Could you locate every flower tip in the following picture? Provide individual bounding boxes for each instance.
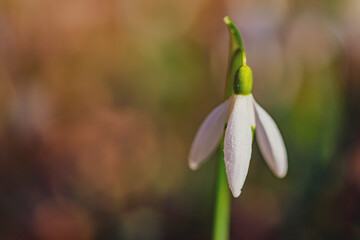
[275,169,287,179]
[273,161,288,178]
[189,161,198,170]
[232,190,241,198]
[223,16,231,25]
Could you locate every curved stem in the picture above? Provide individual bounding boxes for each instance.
[212,138,230,240]
[223,16,247,99]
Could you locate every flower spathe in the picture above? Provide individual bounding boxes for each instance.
[189,63,288,198]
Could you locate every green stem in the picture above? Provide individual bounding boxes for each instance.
[212,138,230,240]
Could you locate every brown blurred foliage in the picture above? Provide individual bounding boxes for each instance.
[0,0,360,239]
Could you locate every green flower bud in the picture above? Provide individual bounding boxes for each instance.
[234,65,253,95]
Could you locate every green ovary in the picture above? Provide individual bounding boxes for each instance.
[234,65,253,95]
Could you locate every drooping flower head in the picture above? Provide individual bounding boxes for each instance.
[189,17,287,197]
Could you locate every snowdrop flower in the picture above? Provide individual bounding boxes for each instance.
[189,49,287,198]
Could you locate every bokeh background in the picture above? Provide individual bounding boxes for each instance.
[0,0,360,239]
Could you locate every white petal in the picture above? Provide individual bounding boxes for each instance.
[246,94,256,128]
[254,100,288,178]
[224,95,253,197]
[189,99,231,170]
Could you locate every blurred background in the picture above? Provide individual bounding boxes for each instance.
[0,0,360,239]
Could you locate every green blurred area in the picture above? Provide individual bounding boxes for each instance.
[0,0,360,239]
